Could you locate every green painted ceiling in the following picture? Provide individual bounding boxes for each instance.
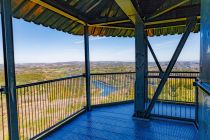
[8,0,200,37]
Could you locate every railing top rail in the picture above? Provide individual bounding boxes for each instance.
[148,71,200,74]
[16,74,84,88]
[90,71,136,75]
[0,71,199,91]
[195,81,210,96]
[91,71,199,75]
[147,75,198,79]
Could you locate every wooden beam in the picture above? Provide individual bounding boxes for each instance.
[30,0,199,31]
[148,0,190,20]
[85,0,103,13]
[147,4,200,22]
[31,0,86,25]
[114,0,141,24]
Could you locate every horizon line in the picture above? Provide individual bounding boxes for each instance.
[0,60,199,65]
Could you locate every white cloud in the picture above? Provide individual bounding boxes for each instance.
[74,37,106,44]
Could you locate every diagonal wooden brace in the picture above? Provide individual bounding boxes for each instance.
[144,17,197,118]
[144,34,163,74]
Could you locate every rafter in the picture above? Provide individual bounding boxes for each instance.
[85,0,103,13]
[148,0,190,20]
[147,4,200,21]
[114,0,142,24]
[31,0,86,25]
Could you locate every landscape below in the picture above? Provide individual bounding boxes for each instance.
[0,61,199,139]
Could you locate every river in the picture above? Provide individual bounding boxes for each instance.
[92,80,118,96]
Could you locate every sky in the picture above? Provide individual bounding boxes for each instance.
[0,18,200,64]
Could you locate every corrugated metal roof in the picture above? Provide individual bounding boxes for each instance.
[7,0,200,37]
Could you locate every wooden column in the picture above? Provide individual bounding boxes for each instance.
[1,0,19,139]
[134,18,148,117]
[84,25,91,111]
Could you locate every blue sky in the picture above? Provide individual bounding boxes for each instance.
[0,18,200,63]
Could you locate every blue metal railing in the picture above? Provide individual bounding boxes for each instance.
[91,72,199,121]
[0,71,199,139]
[194,80,210,139]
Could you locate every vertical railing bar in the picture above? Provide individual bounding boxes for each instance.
[58,80,61,120]
[43,84,47,131]
[61,80,64,119]
[107,75,110,104]
[55,81,59,122]
[72,78,75,114]
[91,75,94,105]
[114,74,117,103]
[98,75,100,105]
[195,81,199,123]
[118,74,121,102]
[119,74,121,102]
[117,74,119,102]
[170,77,172,117]
[97,75,99,105]
[54,81,58,123]
[75,78,78,113]
[124,74,128,101]
[23,87,29,138]
[45,83,50,129]
[30,86,34,137]
[70,79,73,114]
[79,77,82,109]
[28,86,32,138]
[65,79,68,117]
[48,82,52,126]
[33,85,38,135]
[32,86,38,134]
[51,82,55,127]
[110,74,113,103]
[122,74,125,101]
[29,86,33,138]
[1,92,5,140]
[157,78,160,115]
[95,75,97,105]
[62,79,67,118]
[68,79,72,115]
[40,84,44,133]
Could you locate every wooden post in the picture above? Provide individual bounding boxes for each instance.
[1,0,19,139]
[134,17,148,117]
[84,24,91,111]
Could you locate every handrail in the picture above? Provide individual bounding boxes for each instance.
[90,71,135,75]
[147,75,198,79]
[16,74,85,88]
[91,71,199,75]
[194,81,210,96]
[0,71,200,92]
[148,71,199,74]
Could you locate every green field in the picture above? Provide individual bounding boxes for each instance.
[0,61,199,139]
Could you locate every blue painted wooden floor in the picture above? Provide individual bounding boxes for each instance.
[45,103,198,140]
